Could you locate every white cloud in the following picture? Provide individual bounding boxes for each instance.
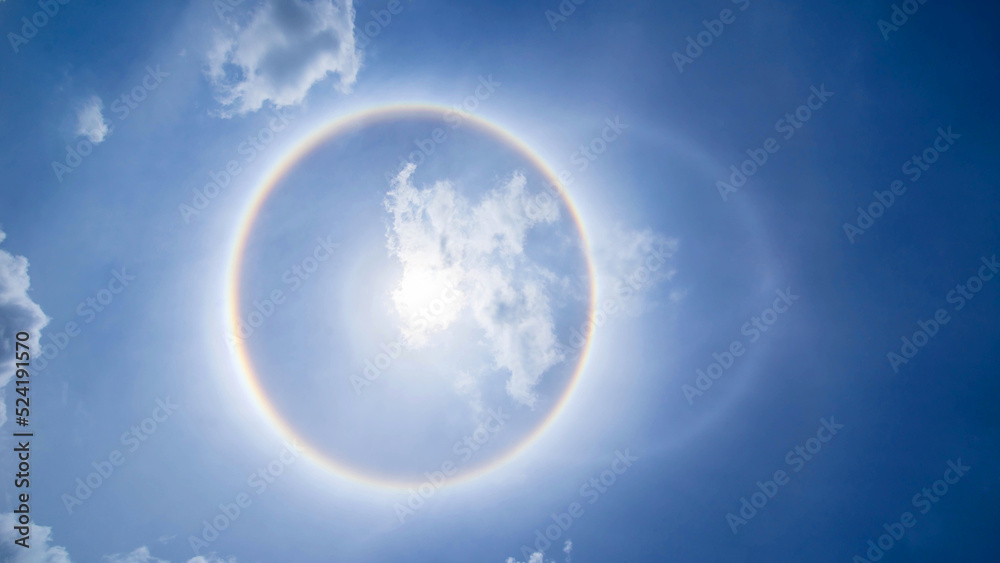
[206,0,361,116]
[103,547,169,563]
[186,556,236,563]
[506,541,572,563]
[75,96,110,143]
[0,229,50,428]
[0,527,236,563]
[384,164,565,408]
[0,514,70,563]
[593,225,680,315]
[102,547,234,563]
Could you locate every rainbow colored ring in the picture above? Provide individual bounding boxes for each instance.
[223,104,597,491]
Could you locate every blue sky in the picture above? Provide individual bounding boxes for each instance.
[1,0,999,562]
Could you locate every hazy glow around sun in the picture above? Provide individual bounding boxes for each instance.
[390,264,464,347]
[382,162,568,407]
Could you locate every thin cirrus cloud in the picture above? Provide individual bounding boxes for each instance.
[74,95,111,143]
[383,163,566,409]
[592,225,680,315]
[0,228,50,428]
[206,0,361,117]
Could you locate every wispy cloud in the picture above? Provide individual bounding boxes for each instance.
[103,547,170,563]
[505,540,573,563]
[103,548,235,563]
[206,0,361,117]
[384,164,566,408]
[75,95,111,143]
[593,225,680,314]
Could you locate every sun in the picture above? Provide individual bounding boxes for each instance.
[224,104,598,491]
[390,265,464,348]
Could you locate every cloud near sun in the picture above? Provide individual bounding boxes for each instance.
[384,163,567,409]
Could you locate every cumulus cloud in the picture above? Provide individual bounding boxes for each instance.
[0,514,70,562]
[0,228,50,428]
[384,164,565,408]
[75,95,110,143]
[0,526,236,563]
[206,0,361,116]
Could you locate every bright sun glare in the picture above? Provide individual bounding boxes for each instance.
[391,267,464,348]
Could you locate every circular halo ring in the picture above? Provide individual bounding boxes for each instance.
[223,103,598,491]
